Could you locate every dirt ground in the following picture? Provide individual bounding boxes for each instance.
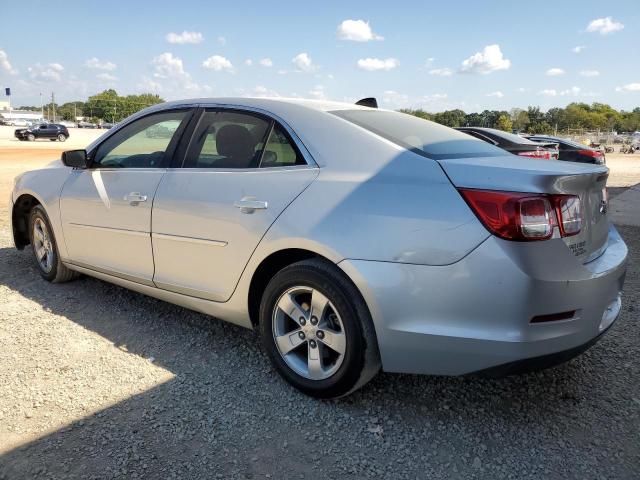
[0,130,639,479]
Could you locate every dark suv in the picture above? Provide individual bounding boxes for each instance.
[15,123,70,142]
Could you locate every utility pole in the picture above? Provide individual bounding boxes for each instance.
[40,93,44,121]
[74,102,77,120]
[113,99,116,123]
[51,92,55,122]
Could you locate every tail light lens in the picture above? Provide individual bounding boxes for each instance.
[578,149,605,164]
[517,149,551,160]
[459,189,582,241]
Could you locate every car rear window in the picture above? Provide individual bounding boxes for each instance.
[532,137,588,149]
[331,110,510,160]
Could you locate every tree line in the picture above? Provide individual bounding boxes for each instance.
[19,89,165,123]
[400,102,640,134]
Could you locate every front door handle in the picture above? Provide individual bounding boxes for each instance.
[234,197,268,214]
[124,192,148,206]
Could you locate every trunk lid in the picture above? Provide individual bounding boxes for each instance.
[437,156,610,263]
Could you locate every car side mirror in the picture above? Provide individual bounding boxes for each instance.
[61,149,89,169]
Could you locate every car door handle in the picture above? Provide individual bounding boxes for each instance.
[124,192,148,205]
[234,198,268,214]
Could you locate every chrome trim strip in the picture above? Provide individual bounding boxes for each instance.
[152,232,228,247]
[68,223,149,237]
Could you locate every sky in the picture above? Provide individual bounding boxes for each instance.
[1,0,639,112]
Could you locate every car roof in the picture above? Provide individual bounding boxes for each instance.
[155,97,374,114]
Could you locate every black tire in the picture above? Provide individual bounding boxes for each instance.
[49,138,56,141]
[57,134,67,142]
[27,133,35,142]
[28,205,79,283]
[259,258,380,398]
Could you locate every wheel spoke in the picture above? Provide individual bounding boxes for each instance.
[307,343,324,380]
[318,328,346,355]
[277,293,308,324]
[33,228,44,242]
[36,246,47,260]
[275,329,306,355]
[310,289,329,322]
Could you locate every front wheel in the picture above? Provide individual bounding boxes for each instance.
[26,133,35,142]
[29,206,78,283]
[259,258,380,398]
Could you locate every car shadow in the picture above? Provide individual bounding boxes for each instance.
[1,237,637,479]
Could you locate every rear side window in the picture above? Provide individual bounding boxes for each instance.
[260,125,306,167]
[331,110,510,160]
[185,111,271,168]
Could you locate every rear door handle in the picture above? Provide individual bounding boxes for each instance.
[234,197,268,214]
[124,192,148,205]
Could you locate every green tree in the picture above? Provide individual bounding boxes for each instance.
[495,114,513,132]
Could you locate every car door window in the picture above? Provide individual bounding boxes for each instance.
[93,110,188,168]
[259,125,306,167]
[184,111,271,169]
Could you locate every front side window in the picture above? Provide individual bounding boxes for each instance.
[93,110,188,168]
[332,110,510,160]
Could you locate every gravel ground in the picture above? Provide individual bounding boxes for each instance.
[0,146,639,478]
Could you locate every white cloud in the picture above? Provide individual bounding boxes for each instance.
[166,31,204,44]
[85,57,117,71]
[0,49,17,75]
[259,58,273,67]
[244,59,253,66]
[516,87,527,92]
[202,55,234,72]
[586,17,624,35]
[28,62,64,82]
[357,57,398,71]
[486,91,504,98]
[96,73,118,82]
[292,53,316,72]
[546,68,565,76]
[424,57,435,67]
[381,90,410,108]
[428,67,452,76]
[308,85,326,100]
[277,69,287,75]
[239,85,280,98]
[580,70,600,77]
[572,45,586,53]
[149,52,210,97]
[337,19,383,42]
[539,86,582,97]
[615,83,640,92]
[460,44,510,74]
[217,36,226,46]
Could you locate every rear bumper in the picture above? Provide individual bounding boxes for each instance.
[339,225,627,375]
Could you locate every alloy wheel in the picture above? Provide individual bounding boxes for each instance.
[33,218,54,273]
[272,286,347,380]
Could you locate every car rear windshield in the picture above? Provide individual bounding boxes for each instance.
[331,110,510,160]
[532,137,589,149]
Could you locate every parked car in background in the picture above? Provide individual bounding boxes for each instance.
[527,135,606,165]
[100,122,115,129]
[59,121,78,128]
[9,98,627,398]
[2,119,30,127]
[77,121,98,129]
[14,123,69,142]
[456,127,556,159]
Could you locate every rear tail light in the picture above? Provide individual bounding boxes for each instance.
[517,149,551,160]
[577,149,603,158]
[458,189,582,242]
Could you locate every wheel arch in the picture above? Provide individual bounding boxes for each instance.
[12,193,43,250]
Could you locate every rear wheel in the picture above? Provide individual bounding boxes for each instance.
[259,258,380,398]
[57,134,66,142]
[29,206,78,283]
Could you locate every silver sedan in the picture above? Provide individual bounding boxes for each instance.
[9,98,628,397]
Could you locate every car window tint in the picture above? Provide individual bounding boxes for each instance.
[93,111,187,168]
[260,125,306,167]
[332,110,510,160]
[185,111,271,169]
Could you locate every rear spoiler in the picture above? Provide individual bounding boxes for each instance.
[355,97,378,108]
